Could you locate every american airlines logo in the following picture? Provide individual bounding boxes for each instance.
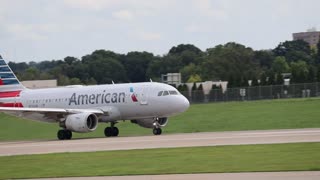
[130,87,138,102]
[69,87,139,105]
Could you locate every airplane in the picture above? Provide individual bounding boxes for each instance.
[0,55,190,140]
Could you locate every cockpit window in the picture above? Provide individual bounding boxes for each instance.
[169,90,178,95]
[158,90,179,96]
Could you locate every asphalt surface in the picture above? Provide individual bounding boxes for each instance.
[1,128,320,156]
[30,171,320,180]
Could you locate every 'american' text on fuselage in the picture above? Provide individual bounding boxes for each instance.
[69,91,126,105]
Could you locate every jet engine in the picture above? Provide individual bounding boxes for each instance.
[64,113,98,133]
[131,117,168,129]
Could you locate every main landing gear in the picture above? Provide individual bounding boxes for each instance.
[153,128,162,135]
[104,122,119,137]
[57,129,72,140]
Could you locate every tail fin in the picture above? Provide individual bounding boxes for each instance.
[0,55,25,93]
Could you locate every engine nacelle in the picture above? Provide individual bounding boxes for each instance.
[131,117,168,129]
[65,113,98,133]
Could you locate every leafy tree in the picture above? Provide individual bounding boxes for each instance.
[147,54,182,80]
[267,72,275,85]
[169,44,202,55]
[122,51,153,82]
[260,73,267,85]
[21,67,40,80]
[273,40,312,63]
[290,60,309,83]
[187,74,202,83]
[57,75,70,86]
[193,83,205,102]
[240,77,249,87]
[64,56,79,65]
[271,56,290,74]
[191,82,197,91]
[202,43,260,86]
[82,52,127,84]
[251,77,259,86]
[69,77,82,85]
[254,50,274,69]
[307,66,317,82]
[275,73,284,85]
[8,62,28,72]
[85,77,97,85]
[180,63,199,82]
[177,84,188,91]
[316,41,320,64]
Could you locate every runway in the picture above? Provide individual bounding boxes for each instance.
[1,128,320,156]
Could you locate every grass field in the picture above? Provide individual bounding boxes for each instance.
[0,142,319,179]
[1,98,320,141]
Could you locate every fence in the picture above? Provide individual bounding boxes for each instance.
[181,82,320,103]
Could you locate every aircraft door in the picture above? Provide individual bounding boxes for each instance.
[139,86,148,105]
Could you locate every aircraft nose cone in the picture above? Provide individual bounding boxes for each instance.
[179,95,190,112]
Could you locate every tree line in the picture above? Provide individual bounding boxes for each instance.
[8,40,320,87]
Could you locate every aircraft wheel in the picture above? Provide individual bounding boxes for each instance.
[153,128,162,135]
[57,130,65,140]
[65,130,72,140]
[104,127,113,137]
[112,127,119,137]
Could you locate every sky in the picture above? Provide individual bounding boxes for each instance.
[0,0,319,62]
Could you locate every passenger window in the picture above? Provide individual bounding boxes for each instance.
[158,91,163,96]
[169,91,178,95]
[163,91,169,96]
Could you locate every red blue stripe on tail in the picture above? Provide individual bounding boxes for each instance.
[0,55,25,107]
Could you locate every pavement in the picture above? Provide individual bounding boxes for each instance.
[1,128,320,156]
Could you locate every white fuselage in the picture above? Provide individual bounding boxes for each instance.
[17,82,189,122]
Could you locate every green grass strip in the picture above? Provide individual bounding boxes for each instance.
[0,142,319,179]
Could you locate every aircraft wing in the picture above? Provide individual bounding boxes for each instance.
[0,107,104,122]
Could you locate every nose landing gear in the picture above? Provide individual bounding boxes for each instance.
[153,128,162,135]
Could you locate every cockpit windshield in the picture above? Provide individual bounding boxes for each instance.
[157,90,179,96]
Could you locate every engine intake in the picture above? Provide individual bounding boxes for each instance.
[65,113,98,133]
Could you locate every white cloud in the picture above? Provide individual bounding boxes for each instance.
[185,24,213,33]
[192,0,228,20]
[7,25,46,41]
[63,0,118,11]
[112,10,134,21]
[6,23,62,41]
[139,32,162,41]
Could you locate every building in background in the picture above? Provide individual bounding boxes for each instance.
[293,28,320,48]
[161,73,181,85]
[21,79,57,89]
